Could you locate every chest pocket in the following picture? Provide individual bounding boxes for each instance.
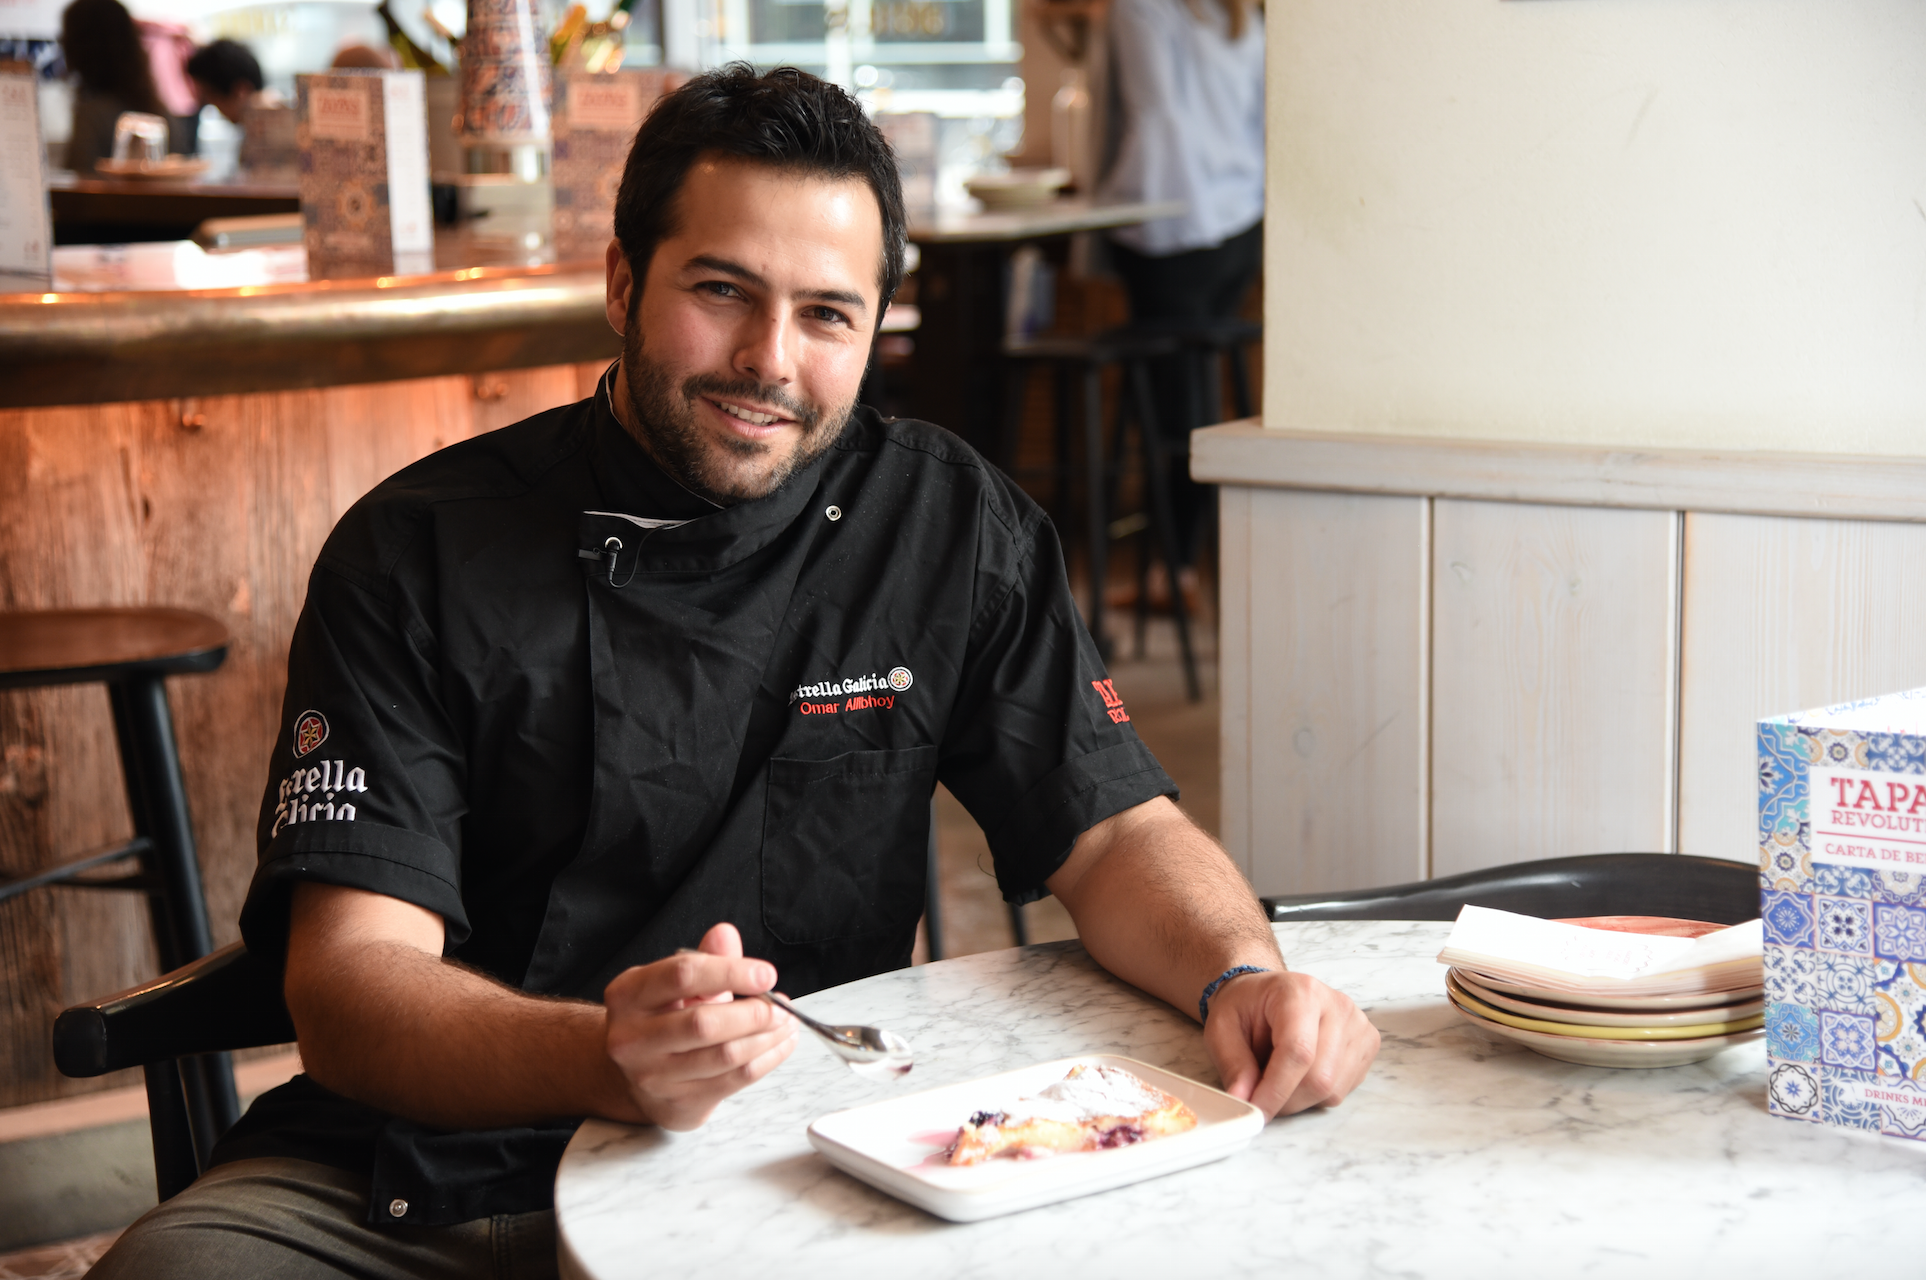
[760,745,939,946]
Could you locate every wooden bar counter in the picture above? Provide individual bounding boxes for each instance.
[0,243,620,1107]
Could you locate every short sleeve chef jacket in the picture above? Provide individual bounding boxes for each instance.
[215,384,1177,1225]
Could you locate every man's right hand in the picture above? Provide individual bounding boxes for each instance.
[603,922,800,1130]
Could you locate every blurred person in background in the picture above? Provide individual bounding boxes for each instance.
[185,38,265,124]
[1097,0,1263,608]
[59,0,167,172]
[136,19,200,152]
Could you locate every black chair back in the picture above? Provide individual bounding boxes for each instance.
[1262,853,1757,925]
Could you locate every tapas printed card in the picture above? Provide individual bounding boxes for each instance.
[296,70,433,272]
[1760,688,1926,1141]
[0,68,52,288]
[551,69,676,245]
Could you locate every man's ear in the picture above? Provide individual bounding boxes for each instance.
[604,240,635,336]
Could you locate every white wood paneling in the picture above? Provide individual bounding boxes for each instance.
[1429,500,1676,875]
[1192,421,1926,523]
[1678,513,1926,862]
[1230,488,1426,896]
[1219,486,1254,879]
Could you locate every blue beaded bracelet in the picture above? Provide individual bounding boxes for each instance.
[1198,964,1274,1023]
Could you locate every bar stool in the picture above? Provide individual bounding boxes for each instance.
[1130,315,1262,427]
[1002,328,1201,701]
[1,607,239,1174]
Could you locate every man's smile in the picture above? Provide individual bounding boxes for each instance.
[705,396,793,431]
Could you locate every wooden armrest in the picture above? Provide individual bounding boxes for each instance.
[53,941,297,1077]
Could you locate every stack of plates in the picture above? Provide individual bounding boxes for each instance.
[1444,917,1764,1068]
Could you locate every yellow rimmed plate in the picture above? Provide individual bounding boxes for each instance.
[1454,967,1763,1012]
[1449,969,1764,1029]
[1447,976,1764,1041]
[1448,992,1763,1068]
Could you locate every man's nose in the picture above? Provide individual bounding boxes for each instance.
[733,309,796,386]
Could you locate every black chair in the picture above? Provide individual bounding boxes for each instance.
[1002,327,1201,700]
[1261,853,1759,925]
[1,608,245,1176]
[921,796,1029,958]
[54,942,295,1201]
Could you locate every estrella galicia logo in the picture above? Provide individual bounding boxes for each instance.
[293,710,329,758]
[888,666,913,692]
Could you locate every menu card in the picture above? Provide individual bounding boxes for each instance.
[296,70,433,273]
[1438,906,1762,998]
[1760,687,1926,1142]
[0,68,52,289]
[551,69,677,248]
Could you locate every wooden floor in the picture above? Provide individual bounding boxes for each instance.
[0,1232,117,1280]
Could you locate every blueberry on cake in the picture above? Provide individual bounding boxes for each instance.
[948,1064,1199,1165]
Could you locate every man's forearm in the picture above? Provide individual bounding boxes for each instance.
[1048,797,1282,1021]
[285,886,640,1130]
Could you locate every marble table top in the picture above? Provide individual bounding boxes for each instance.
[556,921,1921,1279]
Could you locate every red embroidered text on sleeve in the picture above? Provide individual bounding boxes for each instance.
[1091,679,1130,724]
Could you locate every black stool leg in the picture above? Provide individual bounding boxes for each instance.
[1111,404,1149,659]
[923,798,944,963]
[1203,348,1227,427]
[1125,360,1202,702]
[1228,343,1255,420]
[1008,900,1029,947]
[1081,361,1109,659]
[110,674,241,1161]
[144,1060,201,1202]
[1052,363,1073,527]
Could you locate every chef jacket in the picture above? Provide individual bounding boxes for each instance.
[212,373,1177,1225]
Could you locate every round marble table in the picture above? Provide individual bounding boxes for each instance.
[556,921,1919,1278]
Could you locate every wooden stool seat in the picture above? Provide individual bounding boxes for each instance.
[4,605,240,1186]
[0,607,229,690]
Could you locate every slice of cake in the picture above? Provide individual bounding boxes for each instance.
[948,1063,1199,1165]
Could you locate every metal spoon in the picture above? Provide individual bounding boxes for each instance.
[671,950,913,1078]
[758,990,914,1079]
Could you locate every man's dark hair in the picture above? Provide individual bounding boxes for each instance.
[613,64,907,305]
[185,38,263,95]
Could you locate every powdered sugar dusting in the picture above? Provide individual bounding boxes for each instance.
[999,1064,1166,1125]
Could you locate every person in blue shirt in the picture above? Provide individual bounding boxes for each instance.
[1098,0,1265,596]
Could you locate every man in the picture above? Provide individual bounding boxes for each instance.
[184,37,263,125]
[93,66,1377,1277]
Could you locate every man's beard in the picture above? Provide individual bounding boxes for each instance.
[619,322,853,506]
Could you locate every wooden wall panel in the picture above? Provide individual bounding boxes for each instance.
[1218,487,1253,878]
[1429,500,1675,875]
[0,364,589,1106]
[1231,488,1425,897]
[1678,513,1926,863]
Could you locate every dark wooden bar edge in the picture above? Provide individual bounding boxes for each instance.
[0,265,620,408]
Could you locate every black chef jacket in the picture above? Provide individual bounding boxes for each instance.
[213,378,1177,1226]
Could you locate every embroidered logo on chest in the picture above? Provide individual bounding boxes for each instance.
[791,666,911,717]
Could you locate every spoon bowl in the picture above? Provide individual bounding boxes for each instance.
[761,991,914,1078]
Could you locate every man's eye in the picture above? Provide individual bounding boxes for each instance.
[805,306,848,325]
[697,281,741,298]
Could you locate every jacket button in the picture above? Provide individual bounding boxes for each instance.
[389,1198,409,1218]
[825,505,842,521]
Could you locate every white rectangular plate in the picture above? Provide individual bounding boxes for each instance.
[806,1054,1264,1222]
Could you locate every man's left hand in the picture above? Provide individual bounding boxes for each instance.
[1202,969,1380,1119]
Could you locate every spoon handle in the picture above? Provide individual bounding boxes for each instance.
[755,990,845,1044]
